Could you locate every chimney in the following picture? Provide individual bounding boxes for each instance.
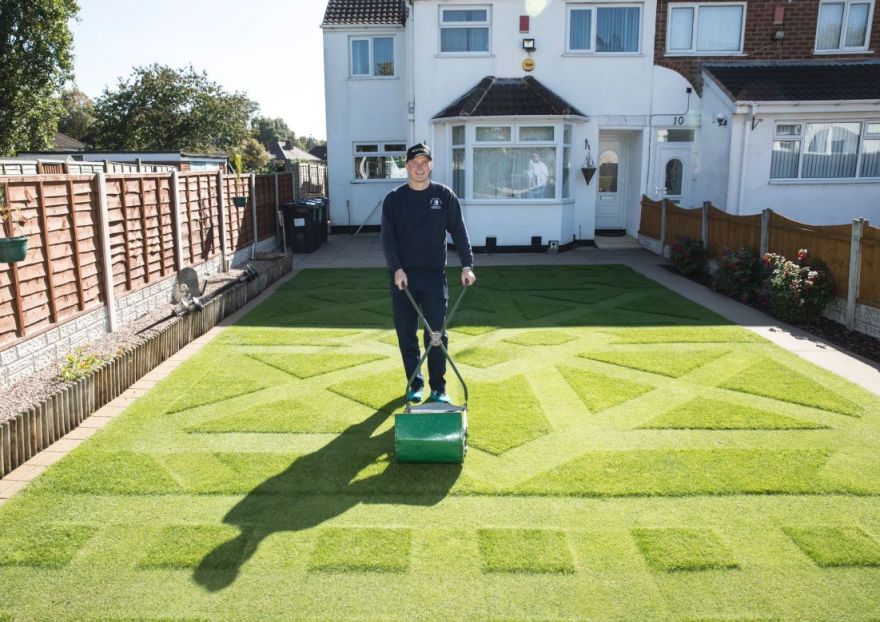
[285,138,294,150]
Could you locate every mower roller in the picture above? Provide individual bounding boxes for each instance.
[394,284,469,464]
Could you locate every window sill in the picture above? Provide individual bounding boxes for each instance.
[664,52,746,57]
[769,178,880,185]
[347,76,399,81]
[436,52,494,58]
[812,49,874,55]
[562,52,643,57]
[351,179,407,184]
[462,198,576,205]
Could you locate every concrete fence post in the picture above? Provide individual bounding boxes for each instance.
[659,200,668,253]
[216,171,228,271]
[846,218,866,331]
[701,201,710,250]
[170,171,183,271]
[274,173,280,243]
[250,173,258,258]
[760,208,772,257]
[290,169,297,201]
[95,172,118,332]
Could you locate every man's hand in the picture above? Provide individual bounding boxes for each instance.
[461,267,476,287]
[394,268,408,290]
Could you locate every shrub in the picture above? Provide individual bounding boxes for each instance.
[58,346,117,382]
[761,249,835,324]
[712,246,766,304]
[670,236,709,276]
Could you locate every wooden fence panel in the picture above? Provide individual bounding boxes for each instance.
[178,173,220,265]
[706,205,762,259]
[665,202,701,243]
[638,196,661,239]
[255,175,277,240]
[135,176,175,282]
[767,212,852,297]
[224,175,253,251]
[278,172,293,205]
[859,223,880,306]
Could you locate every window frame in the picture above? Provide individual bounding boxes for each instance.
[438,5,492,55]
[352,141,407,182]
[814,0,875,53]
[665,2,747,56]
[769,120,880,181]
[448,121,574,202]
[565,3,643,55]
[349,35,396,78]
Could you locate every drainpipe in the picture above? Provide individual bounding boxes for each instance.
[407,0,416,145]
[735,102,757,215]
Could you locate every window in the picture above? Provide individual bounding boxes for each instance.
[451,123,570,200]
[667,3,745,54]
[816,1,873,51]
[353,142,407,180]
[598,150,619,192]
[770,121,880,180]
[567,4,641,53]
[440,6,490,53]
[665,159,684,196]
[350,36,394,77]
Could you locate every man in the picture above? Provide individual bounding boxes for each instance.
[527,152,549,198]
[381,143,476,404]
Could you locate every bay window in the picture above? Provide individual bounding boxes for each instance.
[350,36,395,77]
[667,3,745,54]
[816,1,873,51]
[440,6,490,53]
[567,4,642,53]
[449,123,573,201]
[770,121,880,180]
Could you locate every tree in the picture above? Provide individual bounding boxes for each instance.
[238,138,270,173]
[251,116,293,149]
[58,87,96,144]
[92,64,258,153]
[0,0,79,156]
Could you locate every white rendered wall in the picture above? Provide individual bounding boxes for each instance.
[692,78,733,210]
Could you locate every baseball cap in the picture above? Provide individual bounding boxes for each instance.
[406,143,432,163]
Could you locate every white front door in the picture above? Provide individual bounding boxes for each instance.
[596,139,625,229]
[655,144,693,206]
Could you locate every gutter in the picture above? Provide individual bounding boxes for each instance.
[408,0,416,145]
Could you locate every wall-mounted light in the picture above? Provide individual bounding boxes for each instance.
[522,38,536,52]
[713,112,728,127]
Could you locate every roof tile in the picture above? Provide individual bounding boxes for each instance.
[433,76,586,119]
[322,0,407,26]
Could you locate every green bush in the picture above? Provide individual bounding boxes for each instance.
[669,236,708,276]
[762,249,835,324]
[58,346,116,382]
[712,246,766,303]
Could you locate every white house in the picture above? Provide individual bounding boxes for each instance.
[321,0,880,247]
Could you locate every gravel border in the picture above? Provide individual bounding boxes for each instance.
[0,258,284,424]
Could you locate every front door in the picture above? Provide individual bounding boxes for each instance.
[596,138,625,229]
[655,144,693,206]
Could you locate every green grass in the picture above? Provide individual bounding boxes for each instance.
[632,528,739,571]
[308,528,412,572]
[783,526,880,567]
[477,529,575,574]
[1,265,879,621]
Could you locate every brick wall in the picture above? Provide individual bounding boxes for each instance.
[655,1,880,91]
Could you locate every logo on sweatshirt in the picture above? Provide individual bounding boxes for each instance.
[430,198,443,210]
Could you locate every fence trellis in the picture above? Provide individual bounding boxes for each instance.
[639,195,879,331]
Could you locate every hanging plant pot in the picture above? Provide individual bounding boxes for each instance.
[581,166,597,185]
[232,196,248,207]
[0,236,28,263]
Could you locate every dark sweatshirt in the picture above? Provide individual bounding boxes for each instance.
[381,182,474,274]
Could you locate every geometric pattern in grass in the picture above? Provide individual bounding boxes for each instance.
[185,396,368,434]
[579,349,729,378]
[618,292,725,323]
[503,330,577,346]
[35,451,182,495]
[0,524,95,568]
[164,356,272,414]
[455,346,516,369]
[720,358,862,416]
[216,327,360,347]
[468,375,551,455]
[449,310,499,336]
[247,352,385,379]
[602,326,761,344]
[783,526,880,568]
[533,287,625,306]
[477,529,575,574]
[328,369,404,413]
[138,525,247,569]
[512,297,574,320]
[308,528,411,572]
[557,365,654,413]
[562,308,678,327]
[631,528,739,571]
[516,449,831,496]
[640,398,828,430]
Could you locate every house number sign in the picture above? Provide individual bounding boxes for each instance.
[522,57,535,71]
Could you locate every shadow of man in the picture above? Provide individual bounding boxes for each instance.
[193,398,461,591]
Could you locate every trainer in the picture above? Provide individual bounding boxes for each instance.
[381,143,476,404]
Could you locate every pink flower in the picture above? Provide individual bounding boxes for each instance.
[797,249,808,262]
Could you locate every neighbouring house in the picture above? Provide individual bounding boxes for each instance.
[268,140,324,165]
[309,145,328,161]
[14,150,228,171]
[321,0,880,245]
[53,133,86,151]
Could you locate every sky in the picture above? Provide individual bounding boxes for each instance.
[69,0,328,140]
